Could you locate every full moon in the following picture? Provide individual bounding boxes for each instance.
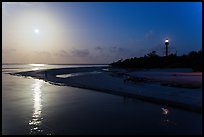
[34,29,39,34]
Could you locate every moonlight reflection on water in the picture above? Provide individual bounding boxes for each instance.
[29,79,43,134]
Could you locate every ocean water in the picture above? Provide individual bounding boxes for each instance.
[2,64,202,135]
[2,64,108,73]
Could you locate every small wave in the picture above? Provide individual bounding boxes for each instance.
[56,71,102,78]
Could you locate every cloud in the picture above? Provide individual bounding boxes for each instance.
[108,46,134,60]
[109,46,128,54]
[94,46,105,56]
[35,51,51,56]
[55,49,90,57]
[71,49,90,57]
[55,50,69,57]
[94,46,103,51]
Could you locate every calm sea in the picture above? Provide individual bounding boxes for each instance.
[2,64,202,135]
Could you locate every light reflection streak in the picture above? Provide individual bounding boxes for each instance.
[161,108,169,115]
[32,67,40,71]
[30,64,45,67]
[161,107,177,126]
[29,79,43,134]
[30,64,46,71]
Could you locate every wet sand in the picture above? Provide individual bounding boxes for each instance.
[11,67,202,113]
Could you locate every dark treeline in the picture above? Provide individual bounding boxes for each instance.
[110,50,202,72]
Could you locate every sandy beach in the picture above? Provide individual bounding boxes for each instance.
[11,67,202,113]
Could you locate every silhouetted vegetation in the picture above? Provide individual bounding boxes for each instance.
[110,50,202,72]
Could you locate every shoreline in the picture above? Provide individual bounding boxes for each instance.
[10,67,202,113]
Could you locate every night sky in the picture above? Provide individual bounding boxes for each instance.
[2,2,202,64]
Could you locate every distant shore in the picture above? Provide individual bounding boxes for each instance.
[10,66,202,113]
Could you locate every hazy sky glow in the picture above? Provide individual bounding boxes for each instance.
[2,2,202,64]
